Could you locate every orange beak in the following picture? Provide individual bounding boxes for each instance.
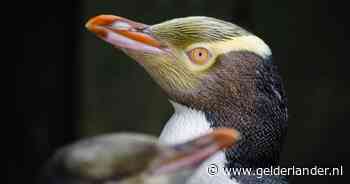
[85,15,164,53]
[149,128,241,175]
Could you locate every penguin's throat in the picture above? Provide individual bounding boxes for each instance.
[159,101,213,145]
[159,101,235,184]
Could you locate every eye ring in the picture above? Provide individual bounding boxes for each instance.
[187,47,211,65]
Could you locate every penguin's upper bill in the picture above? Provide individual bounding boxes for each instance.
[42,128,240,184]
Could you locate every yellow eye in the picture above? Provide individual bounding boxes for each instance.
[187,47,211,65]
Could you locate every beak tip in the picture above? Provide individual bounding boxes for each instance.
[84,16,98,32]
[85,21,92,30]
[212,128,241,149]
[85,15,117,31]
[231,128,241,141]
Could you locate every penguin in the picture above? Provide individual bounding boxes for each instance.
[85,15,288,184]
[40,128,240,184]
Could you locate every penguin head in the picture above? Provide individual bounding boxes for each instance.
[85,15,272,111]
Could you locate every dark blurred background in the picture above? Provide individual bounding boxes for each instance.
[19,0,349,183]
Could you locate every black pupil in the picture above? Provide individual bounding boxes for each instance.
[198,52,202,57]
